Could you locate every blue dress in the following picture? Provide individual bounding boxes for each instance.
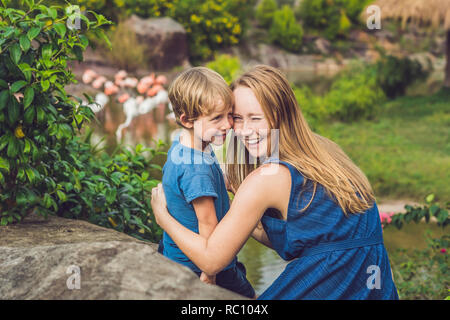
[258,158,399,300]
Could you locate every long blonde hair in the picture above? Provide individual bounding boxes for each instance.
[226,65,375,215]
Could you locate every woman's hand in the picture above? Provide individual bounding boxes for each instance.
[200,272,216,285]
[151,183,168,227]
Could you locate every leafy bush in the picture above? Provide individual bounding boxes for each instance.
[297,0,371,40]
[56,129,165,242]
[324,63,385,121]
[0,1,164,243]
[165,0,255,61]
[375,54,430,99]
[255,0,278,28]
[206,54,241,85]
[294,63,386,122]
[384,195,449,299]
[0,2,110,225]
[270,5,303,52]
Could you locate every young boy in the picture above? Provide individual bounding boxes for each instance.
[157,67,255,298]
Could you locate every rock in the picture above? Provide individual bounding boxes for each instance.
[125,15,189,70]
[314,38,331,55]
[0,213,247,300]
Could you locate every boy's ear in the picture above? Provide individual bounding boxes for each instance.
[179,113,194,129]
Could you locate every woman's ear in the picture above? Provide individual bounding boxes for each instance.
[179,113,194,129]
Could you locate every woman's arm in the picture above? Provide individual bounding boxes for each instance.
[251,221,273,249]
[152,166,282,275]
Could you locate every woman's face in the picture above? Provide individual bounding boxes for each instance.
[232,86,271,158]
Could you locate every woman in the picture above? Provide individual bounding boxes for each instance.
[151,65,398,300]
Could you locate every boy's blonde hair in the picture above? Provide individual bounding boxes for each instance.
[168,67,233,128]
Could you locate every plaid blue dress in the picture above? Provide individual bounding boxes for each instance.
[258,158,399,300]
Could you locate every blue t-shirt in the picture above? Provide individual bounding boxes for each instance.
[161,135,237,273]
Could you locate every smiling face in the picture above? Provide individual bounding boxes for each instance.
[232,86,271,158]
[194,102,233,148]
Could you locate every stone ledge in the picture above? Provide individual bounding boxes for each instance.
[0,214,247,300]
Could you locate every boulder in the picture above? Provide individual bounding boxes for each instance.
[125,15,190,70]
[0,213,246,300]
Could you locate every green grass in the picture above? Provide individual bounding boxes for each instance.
[318,89,450,202]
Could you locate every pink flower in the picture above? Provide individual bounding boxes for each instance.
[440,248,447,254]
[379,212,394,225]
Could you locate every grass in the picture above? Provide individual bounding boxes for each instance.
[317,89,450,203]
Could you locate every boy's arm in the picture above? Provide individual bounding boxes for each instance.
[192,196,219,281]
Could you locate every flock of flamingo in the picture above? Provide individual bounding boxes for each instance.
[80,68,176,142]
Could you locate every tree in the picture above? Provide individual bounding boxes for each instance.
[367,0,450,87]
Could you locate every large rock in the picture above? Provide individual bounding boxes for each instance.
[125,15,190,70]
[0,213,246,300]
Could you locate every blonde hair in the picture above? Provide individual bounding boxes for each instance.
[168,67,233,128]
[226,65,375,215]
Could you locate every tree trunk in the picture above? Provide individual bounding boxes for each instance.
[445,30,450,88]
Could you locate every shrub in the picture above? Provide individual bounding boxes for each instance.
[324,63,386,121]
[57,129,165,242]
[297,0,371,40]
[255,0,278,28]
[166,0,255,61]
[375,54,430,99]
[270,5,303,52]
[206,54,241,85]
[0,1,164,243]
[0,2,111,225]
[384,195,449,299]
[294,63,386,123]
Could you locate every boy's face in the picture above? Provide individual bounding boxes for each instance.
[189,102,233,148]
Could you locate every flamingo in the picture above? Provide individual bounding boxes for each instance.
[82,69,97,84]
[92,76,107,89]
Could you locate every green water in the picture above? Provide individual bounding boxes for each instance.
[237,221,447,295]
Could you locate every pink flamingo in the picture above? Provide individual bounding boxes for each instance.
[82,69,98,84]
[104,81,119,96]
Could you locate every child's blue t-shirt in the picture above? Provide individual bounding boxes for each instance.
[161,136,237,273]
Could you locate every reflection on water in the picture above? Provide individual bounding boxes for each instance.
[238,222,446,295]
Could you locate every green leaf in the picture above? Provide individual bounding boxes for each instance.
[6,136,18,158]
[23,86,34,109]
[27,27,41,40]
[429,204,440,216]
[0,156,10,172]
[19,34,31,51]
[56,190,67,202]
[53,23,66,38]
[9,43,21,64]
[24,138,31,153]
[0,79,8,89]
[24,105,35,124]
[0,90,9,111]
[7,97,19,124]
[47,7,57,19]
[41,44,52,61]
[425,194,435,203]
[10,80,27,93]
[25,167,35,184]
[41,79,50,91]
